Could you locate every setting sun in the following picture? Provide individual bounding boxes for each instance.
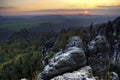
[84,11,88,14]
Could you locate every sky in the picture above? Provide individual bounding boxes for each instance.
[0,0,120,15]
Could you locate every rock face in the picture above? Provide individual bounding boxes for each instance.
[36,36,87,80]
[112,39,120,65]
[111,17,120,66]
[66,36,83,48]
[51,66,96,80]
[110,72,119,80]
[88,35,110,73]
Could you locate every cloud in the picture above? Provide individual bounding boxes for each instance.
[25,8,120,16]
[97,5,120,8]
[27,9,84,12]
[0,7,16,9]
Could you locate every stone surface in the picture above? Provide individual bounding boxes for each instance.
[88,35,110,73]
[21,78,28,80]
[66,36,83,48]
[51,66,96,80]
[110,72,119,80]
[36,36,87,80]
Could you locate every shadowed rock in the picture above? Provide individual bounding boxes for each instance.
[88,35,110,77]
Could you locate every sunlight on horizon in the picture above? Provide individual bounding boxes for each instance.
[0,0,120,15]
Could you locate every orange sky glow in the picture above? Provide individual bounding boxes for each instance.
[0,0,120,15]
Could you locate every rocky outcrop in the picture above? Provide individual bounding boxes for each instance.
[36,34,120,80]
[65,36,83,48]
[110,72,119,80]
[111,16,120,66]
[36,36,87,80]
[101,16,120,66]
[88,35,110,73]
[51,66,97,80]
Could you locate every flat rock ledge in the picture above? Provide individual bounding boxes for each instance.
[51,66,97,80]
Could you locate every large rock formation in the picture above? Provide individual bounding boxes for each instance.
[51,66,97,80]
[103,16,120,66]
[88,35,110,73]
[111,17,120,66]
[36,32,120,80]
[36,36,87,80]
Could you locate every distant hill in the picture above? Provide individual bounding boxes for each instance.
[28,15,117,32]
[0,14,118,41]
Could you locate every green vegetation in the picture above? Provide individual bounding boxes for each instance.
[0,31,44,79]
